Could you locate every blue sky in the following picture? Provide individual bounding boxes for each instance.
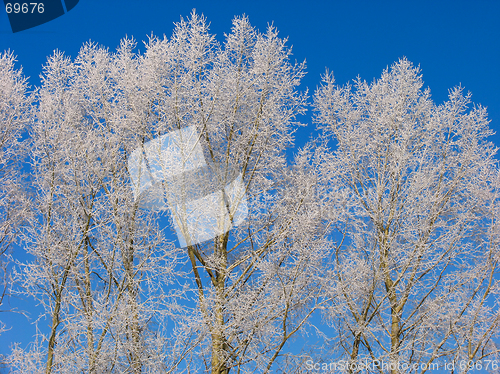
[1,0,500,145]
[1,0,500,364]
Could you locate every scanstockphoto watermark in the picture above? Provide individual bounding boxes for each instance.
[305,359,440,372]
[305,358,500,372]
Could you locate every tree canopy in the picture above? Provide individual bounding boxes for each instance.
[1,12,499,374]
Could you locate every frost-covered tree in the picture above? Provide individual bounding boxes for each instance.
[8,14,500,374]
[0,51,31,337]
[314,58,500,373]
[10,43,185,373]
[9,13,330,374]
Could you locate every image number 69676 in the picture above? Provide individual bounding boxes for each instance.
[4,0,78,33]
[5,3,45,14]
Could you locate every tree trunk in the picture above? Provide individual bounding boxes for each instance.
[211,235,229,374]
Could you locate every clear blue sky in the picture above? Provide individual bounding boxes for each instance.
[1,0,500,362]
[1,0,500,145]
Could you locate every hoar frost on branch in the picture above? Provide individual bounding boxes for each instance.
[8,12,331,374]
[0,51,31,339]
[313,58,500,373]
[1,13,499,374]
